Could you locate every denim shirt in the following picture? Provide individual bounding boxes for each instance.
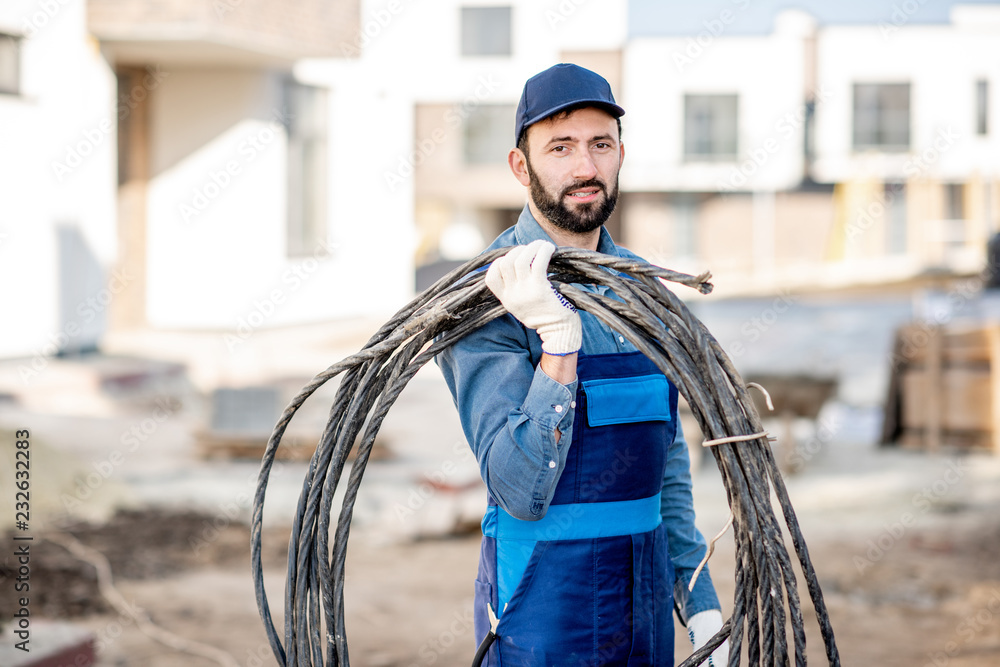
[436,205,721,622]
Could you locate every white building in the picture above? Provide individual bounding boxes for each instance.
[2,0,632,372]
[1,0,419,371]
[298,0,629,288]
[813,5,1000,275]
[0,0,117,359]
[7,0,1000,368]
[620,4,1000,294]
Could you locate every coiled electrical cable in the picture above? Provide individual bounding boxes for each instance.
[251,247,841,666]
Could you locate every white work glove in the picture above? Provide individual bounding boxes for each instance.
[485,240,582,355]
[688,609,730,667]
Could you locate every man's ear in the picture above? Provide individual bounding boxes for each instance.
[508,147,532,187]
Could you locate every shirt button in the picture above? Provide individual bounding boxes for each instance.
[554,404,563,413]
[618,335,625,344]
[548,460,556,468]
[570,401,576,409]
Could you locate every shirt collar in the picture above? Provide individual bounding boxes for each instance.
[512,204,620,256]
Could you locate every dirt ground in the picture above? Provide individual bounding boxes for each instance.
[3,483,1000,667]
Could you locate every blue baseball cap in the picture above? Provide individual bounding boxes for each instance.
[514,63,625,146]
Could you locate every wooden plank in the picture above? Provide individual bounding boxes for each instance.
[901,368,992,431]
[899,325,992,366]
[895,324,932,365]
[890,322,1000,454]
[943,326,991,365]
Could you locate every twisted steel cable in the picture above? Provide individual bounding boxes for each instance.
[251,248,841,666]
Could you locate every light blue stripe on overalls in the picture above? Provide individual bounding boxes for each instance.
[482,494,663,615]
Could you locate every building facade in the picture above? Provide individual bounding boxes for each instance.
[620,5,1000,295]
[5,0,1000,364]
[1,0,423,365]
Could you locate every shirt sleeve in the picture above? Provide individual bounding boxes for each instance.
[660,421,722,623]
[436,313,578,521]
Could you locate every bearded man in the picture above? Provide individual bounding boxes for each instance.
[436,63,728,666]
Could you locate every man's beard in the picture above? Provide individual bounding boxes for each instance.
[527,163,619,235]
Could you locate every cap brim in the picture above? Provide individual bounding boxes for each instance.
[520,100,625,140]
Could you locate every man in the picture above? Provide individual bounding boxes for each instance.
[437,63,728,665]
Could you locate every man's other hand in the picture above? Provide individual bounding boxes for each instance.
[688,609,730,666]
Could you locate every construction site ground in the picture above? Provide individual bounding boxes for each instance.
[4,381,1000,667]
[3,290,1000,667]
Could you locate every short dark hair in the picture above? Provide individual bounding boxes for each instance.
[517,103,623,155]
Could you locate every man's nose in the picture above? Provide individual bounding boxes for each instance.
[572,151,599,180]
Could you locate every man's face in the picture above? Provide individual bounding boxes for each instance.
[521,107,623,235]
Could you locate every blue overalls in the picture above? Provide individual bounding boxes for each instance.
[474,351,679,665]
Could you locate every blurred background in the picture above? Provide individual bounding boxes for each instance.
[2,0,1000,665]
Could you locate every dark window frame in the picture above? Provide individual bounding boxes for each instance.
[460,6,512,57]
[852,82,911,151]
[683,93,739,162]
[671,193,700,258]
[885,182,907,255]
[0,32,22,96]
[944,182,965,221]
[283,79,329,259]
[463,103,515,165]
[976,79,989,136]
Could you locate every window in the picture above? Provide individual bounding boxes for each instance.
[976,79,989,136]
[944,183,965,221]
[885,183,907,255]
[284,81,328,257]
[464,104,514,164]
[943,183,966,248]
[683,94,738,161]
[852,83,910,151]
[672,194,699,257]
[0,33,20,95]
[461,7,511,57]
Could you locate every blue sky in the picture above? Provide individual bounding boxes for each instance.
[628,0,1000,37]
